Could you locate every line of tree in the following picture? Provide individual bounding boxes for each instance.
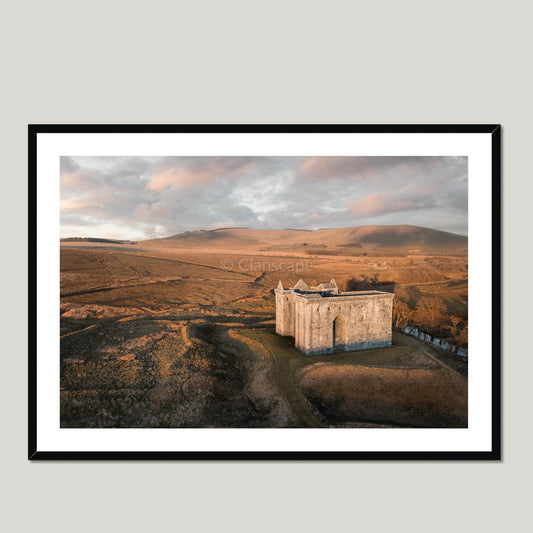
[393,297,468,348]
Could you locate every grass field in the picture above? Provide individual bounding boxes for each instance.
[60,238,468,428]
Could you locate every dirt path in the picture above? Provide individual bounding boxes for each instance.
[60,323,99,339]
[231,329,326,428]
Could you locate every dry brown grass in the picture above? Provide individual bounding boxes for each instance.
[297,363,467,427]
[60,319,293,428]
[60,240,468,428]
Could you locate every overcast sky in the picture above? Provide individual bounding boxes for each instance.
[60,156,468,240]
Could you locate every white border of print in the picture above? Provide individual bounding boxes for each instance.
[37,132,490,452]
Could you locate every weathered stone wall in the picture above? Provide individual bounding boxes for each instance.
[275,281,393,355]
[295,292,394,355]
[294,297,309,352]
[275,289,295,336]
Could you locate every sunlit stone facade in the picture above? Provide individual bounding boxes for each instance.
[275,279,393,355]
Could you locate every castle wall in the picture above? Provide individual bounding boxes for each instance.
[294,292,394,355]
[294,297,309,352]
[275,289,295,336]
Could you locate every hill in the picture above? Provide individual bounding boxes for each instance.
[142,225,467,254]
[61,237,136,245]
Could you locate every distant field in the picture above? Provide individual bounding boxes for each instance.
[395,280,468,318]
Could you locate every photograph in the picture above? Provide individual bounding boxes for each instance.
[29,125,500,458]
[59,154,469,429]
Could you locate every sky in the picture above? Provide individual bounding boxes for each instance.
[60,156,468,240]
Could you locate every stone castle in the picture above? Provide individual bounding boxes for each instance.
[275,279,394,355]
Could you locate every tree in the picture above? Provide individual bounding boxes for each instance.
[449,315,463,340]
[414,296,447,335]
[393,299,413,329]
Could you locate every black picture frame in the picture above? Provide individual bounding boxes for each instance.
[28,124,501,460]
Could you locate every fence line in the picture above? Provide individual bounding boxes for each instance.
[399,325,468,357]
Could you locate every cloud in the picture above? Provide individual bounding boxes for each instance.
[60,155,468,239]
[347,189,437,218]
[147,170,200,191]
[146,158,254,192]
[298,156,446,181]
[60,198,89,212]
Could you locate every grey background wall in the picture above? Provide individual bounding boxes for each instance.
[1,1,529,532]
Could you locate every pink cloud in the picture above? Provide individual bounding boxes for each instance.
[299,157,356,180]
[146,159,254,192]
[347,190,436,217]
[60,198,91,212]
[60,171,84,188]
[299,156,389,180]
[347,194,389,217]
[298,156,445,182]
[147,169,211,191]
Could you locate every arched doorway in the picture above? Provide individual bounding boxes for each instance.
[333,315,346,350]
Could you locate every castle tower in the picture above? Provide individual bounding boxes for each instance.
[275,281,295,336]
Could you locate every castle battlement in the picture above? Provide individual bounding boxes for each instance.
[275,279,393,355]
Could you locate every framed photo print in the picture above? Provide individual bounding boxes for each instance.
[29,124,501,459]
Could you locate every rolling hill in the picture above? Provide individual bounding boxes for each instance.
[142,225,467,253]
